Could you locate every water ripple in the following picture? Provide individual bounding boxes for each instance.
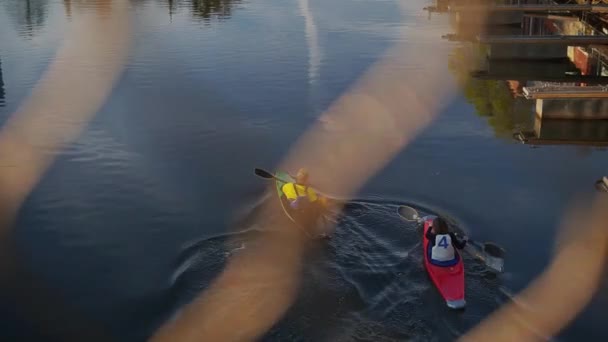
[167,196,507,341]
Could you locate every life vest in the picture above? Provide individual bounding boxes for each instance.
[431,233,456,262]
[282,183,318,202]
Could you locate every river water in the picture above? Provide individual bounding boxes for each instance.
[0,0,607,341]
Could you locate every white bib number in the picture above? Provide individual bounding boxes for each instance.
[431,234,455,261]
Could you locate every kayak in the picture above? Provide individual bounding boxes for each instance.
[422,218,466,309]
[274,170,327,239]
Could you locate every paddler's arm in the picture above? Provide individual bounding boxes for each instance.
[425,228,436,243]
[450,232,467,250]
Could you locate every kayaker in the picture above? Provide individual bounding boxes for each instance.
[282,168,329,234]
[282,168,319,209]
[426,217,467,266]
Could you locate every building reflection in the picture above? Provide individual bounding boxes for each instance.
[3,0,49,38]
[441,0,608,146]
[515,116,608,146]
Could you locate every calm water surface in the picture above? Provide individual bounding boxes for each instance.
[0,0,607,340]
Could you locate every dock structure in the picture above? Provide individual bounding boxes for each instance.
[437,0,608,124]
[487,44,569,59]
[472,71,608,84]
[480,35,608,59]
[485,58,579,75]
[523,85,608,99]
[470,69,608,85]
[449,4,608,13]
[514,116,608,146]
[532,97,608,119]
[478,35,608,45]
[522,13,580,21]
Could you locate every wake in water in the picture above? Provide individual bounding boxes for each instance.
[167,196,510,341]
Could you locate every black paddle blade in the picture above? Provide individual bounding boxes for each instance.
[483,243,505,258]
[254,168,274,179]
[483,243,505,273]
[484,254,504,273]
[398,206,420,222]
[595,178,608,192]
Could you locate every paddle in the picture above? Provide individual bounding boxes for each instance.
[397,205,505,273]
[398,205,422,222]
[254,168,288,182]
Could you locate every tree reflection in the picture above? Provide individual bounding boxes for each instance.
[190,0,240,20]
[448,45,534,137]
[3,0,48,38]
[191,0,240,20]
[164,0,241,21]
[64,0,72,17]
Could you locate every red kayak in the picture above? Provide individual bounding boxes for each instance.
[422,218,466,309]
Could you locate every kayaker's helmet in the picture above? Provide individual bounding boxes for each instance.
[296,168,310,185]
[432,217,449,234]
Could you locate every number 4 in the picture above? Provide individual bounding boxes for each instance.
[438,236,448,248]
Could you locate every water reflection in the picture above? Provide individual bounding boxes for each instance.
[1,0,605,340]
[442,2,608,145]
[3,0,49,38]
[0,1,131,339]
[516,116,608,146]
[448,45,534,137]
[166,0,242,21]
[0,58,4,107]
[299,0,321,85]
[64,0,72,17]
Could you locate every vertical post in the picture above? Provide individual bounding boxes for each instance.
[0,57,4,107]
[536,99,544,119]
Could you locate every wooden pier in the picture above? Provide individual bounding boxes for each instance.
[523,86,608,99]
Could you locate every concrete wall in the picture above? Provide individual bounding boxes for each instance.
[536,98,608,119]
[534,116,608,142]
